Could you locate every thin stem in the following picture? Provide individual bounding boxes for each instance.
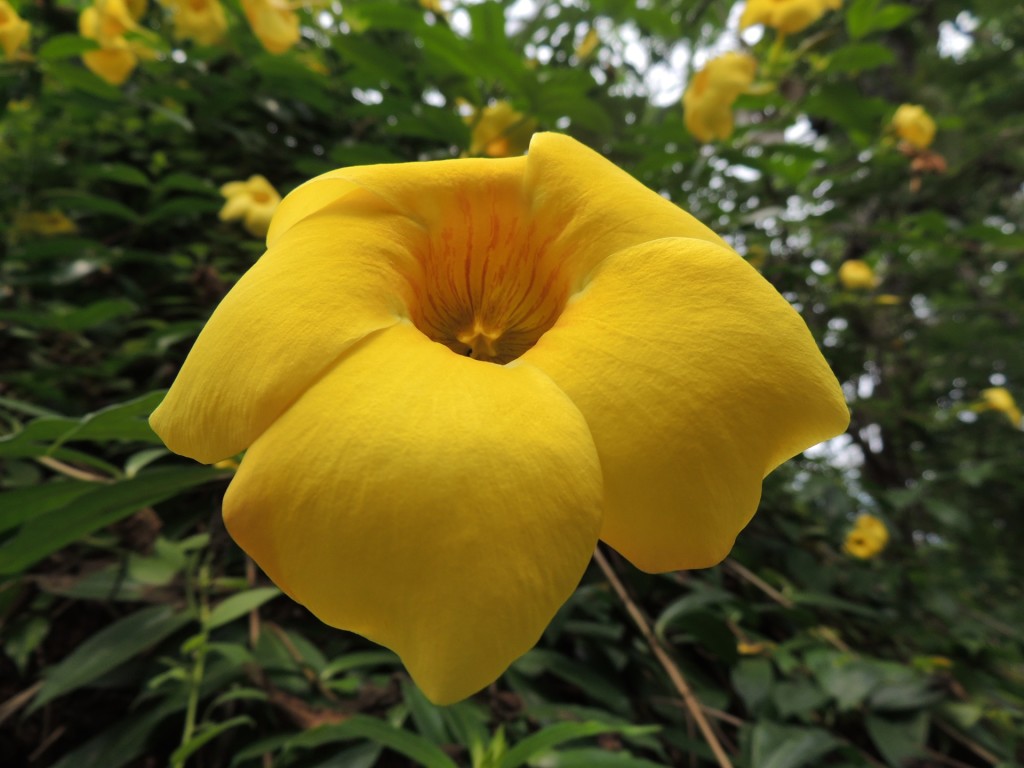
[174,562,211,768]
[593,549,734,768]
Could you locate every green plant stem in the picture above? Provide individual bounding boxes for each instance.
[174,562,211,768]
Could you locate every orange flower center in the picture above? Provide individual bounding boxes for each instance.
[404,182,570,364]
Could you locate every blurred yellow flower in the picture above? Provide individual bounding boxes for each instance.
[159,0,228,46]
[79,0,148,85]
[978,387,1022,428]
[875,293,901,305]
[682,52,757,143]
[575,28,600,60]
[891,104,936,150]
[737,640,769,655]
[740,0,842,35]
[219,175,281,238]
[241,0,300,54]
[843,513,889,559]
[151,133,849,704]
[838,259,877,290]
[13,210,78,236]
[466,101,537,158]
[418,0,443,13]
[126,0,148,19]
[0,0,30,58]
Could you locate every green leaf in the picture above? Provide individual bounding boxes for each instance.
[870,4,919,32]
[47,699,182,768]
[828,43,896,73]
[0,299,138,333]
[82,163,151,187]
[286,716,458,768]
[749,722,841,768]
[514,650,628,713]
[31,604,194,712]
[530,748,671,767]
[499,722,660,768]
[37,34,100,60]
[206,587,282,629]
[865,713,929,767]
[732,658,775,714]
[320,649,402,679]
[169,716,255,765]
[0,391,166,457]
[846,0,881,39]
[0,481,94,535]
[771,681,829,719]
[0,466,225,574]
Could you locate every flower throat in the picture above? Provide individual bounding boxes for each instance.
[405,183,570,364]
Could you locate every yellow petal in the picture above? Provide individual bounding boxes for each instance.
[521,237,849,573]
[522,133,729,280]
[218,195,250,222]
[267,155,527,247]
[150,205,421,463]
[223,322,603,704]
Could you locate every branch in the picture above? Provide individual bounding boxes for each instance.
[594,549,734,768]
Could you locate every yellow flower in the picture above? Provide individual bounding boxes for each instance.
[159,0,228,46]
[219,175,281,238]
[13,210,78,236]
[79,0,145,86]
[740,0,842,35]
[575,28,600,61]
[466,101,537,158]
[0,0,31,59]
[843,513,889,559]
[977,387,1023,428]
[891,104,936,150]
[241,0,300,55]
[838,259,877,290]
[737,640,769,655]
[682,52,757,144]
[150,133,849,704]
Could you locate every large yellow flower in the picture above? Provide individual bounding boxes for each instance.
[241,0,300,54]
[79,0,145,86]
[0,0,31,59]
[891,104,936,150]
[740,0,842,35]
[219,175,281,238]
[159,0,228,46]
[466,101,537,158]
[683,52,757,144]
[151,133,849,704]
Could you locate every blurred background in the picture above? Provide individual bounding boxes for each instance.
[1,0,1022,766]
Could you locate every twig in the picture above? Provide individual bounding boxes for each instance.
[723,559,793,608]
[934,718,1000,765]
[245,557,261,649]
[36,456,112,483]
[0,681,42,726]
[925,747,989,768]
[594,548,734,768]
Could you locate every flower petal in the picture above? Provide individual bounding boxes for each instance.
[223,323,603,704]
[521,133,729,282]
[267,155,527,248]
[150,204,422,463]
[520,238,849,573]
[218,195,249,222]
